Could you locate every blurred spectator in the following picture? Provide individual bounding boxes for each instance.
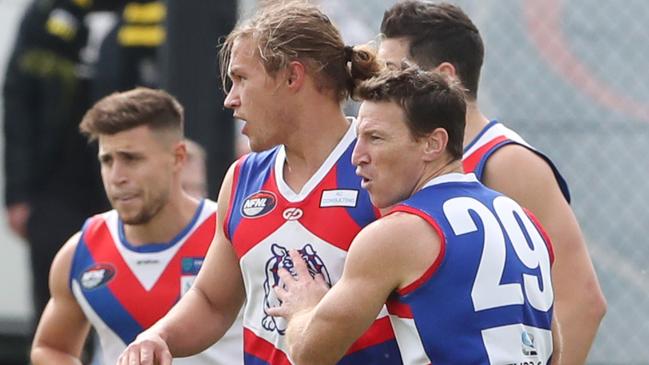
[2,0,109,327]
[161,0,238,197]
[182,138,208,199]
[92,0,164,103]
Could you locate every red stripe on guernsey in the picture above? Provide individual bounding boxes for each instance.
[345,316,395,354]
[232,164,364,257]
[298,168,364,251]
[388,206,447,296]
[85,214,215,329]
[463,135,508,173]
[385,297,414,319]
[224,155,246,242]
[83,215,108,243]
[232,170,288,258]
[243,328,292,365]
[524,208,555,265]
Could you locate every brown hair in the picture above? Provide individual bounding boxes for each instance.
[381,1,484,99]
[356,65,466,159]
[219,0,382,102]
[79,87,184,140]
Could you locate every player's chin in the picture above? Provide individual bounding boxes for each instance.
[248,139,275,153]
[117,209,147,225]
[370,190,399,210]
[368,193,387,210]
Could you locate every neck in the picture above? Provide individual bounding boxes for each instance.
[463,100,491,147]
[123,190,199,246]
[282,99,350,192]
[414,158,464,193]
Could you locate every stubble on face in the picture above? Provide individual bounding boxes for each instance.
[117,187,169,225]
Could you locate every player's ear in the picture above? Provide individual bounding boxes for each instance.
[435,62,457,79]
[173,139,187,172]
[422,128,448,162]
[286,60,306,90]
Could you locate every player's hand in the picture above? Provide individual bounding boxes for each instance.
[117,330,172,365]
[7,202,30,239]
[267,250,330,321]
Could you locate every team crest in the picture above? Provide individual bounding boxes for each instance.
[241,191,277,218]
[262,243,332,335]
[80,263,115,290]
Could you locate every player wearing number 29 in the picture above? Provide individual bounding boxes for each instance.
[268,67,558,365]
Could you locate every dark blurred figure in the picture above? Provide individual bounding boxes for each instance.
[3,0,109,328]
[92,0,164,102]
[162,0,238,196]
[92,0,238,196]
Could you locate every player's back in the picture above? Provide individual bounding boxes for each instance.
[225,121,401,364]
[387,173,554,365]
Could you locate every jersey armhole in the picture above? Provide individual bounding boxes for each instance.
[68,216,96,290]
[483,141,572,203]
[388,205,447,296]
[223,157,246,242]
[472,138,513,180]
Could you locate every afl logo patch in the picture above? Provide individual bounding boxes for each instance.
[241,191,277,218]
[80,263,115,290]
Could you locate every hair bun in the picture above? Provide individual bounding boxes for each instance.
[344,45,354,62]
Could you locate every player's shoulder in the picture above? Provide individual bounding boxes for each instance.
[348,210,443,288]
[485,143,557,182]
[50,231,83,289]
[356,211,439,252]
[238,147,281,169]
[483,143,568,209]
[59,231,83,258]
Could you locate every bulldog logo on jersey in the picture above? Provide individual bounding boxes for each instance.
[241,191,277,218]
[80,263,116,290]
[262,243,332,335]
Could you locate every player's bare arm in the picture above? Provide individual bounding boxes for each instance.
[551,315,563,365]
[118,163,246,365]
[484,144,606,364]
[269,213,441,365]
[31,232,91,365]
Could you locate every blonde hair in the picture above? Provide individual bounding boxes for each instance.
[219,0,382,102]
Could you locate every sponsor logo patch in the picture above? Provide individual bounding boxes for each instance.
[521,330,538,356]
[80,263,116,290]
[181,257,204,275]
[282,207,303,221]
[136,259,159,265]
[241,191,277,218]
[320,189,358,208]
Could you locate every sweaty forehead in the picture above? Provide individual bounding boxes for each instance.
[97,125,167,155]
[230,37,261,67]
[357,104,386,133]
[98,136,140,156]
[358,101,408,131]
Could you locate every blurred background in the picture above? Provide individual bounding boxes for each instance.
[1,0,647,364]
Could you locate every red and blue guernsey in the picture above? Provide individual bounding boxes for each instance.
[386,173,555,365]
[70,199,243,365]
[463,120,571,202]
[224,120,401,365]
